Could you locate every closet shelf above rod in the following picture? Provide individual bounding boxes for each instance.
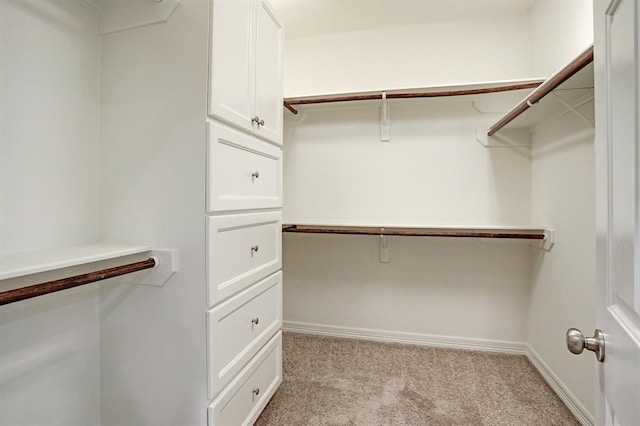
[0,243,152,280]
[0,257,157,306]
[487,45,594,136]
[282,224,548,240]
[283,80,545,115]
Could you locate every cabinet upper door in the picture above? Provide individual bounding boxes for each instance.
[209,0,254,131]
[253,0,283,145]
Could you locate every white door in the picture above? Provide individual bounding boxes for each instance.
[592,0,640,424]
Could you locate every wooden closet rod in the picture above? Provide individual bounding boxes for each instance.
[283,81,544,115]
[0,258,156,306]
[488,45,594,136]
[282,225,545,240]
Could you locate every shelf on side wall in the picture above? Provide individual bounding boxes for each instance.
[0,243,152,281]
[478,45,594,147]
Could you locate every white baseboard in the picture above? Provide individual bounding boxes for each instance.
[526,345,594,426]
[282,321,593,425]
[282,320,527,354]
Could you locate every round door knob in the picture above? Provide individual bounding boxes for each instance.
[251,317,259,325]
[251,171,260,179]
[250,245,259,254]
[566,328,605,362]
[252,116,261,125]
[252,388,260,396]
[258,119,265,126]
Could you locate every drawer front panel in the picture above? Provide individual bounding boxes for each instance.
[208,271,282,399]
[209,331,282,426]
[207,211,281,307]
[207,121,282,212]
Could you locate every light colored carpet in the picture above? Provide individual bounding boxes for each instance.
[256,332,579,426]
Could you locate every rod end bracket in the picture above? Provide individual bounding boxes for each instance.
[540,229,555,252]
[121,249,178,286]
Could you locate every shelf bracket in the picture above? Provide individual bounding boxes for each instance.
[99,0,181,35]
[380,92,390,142]
[118,249,179,286]
[379,231,390,263]
[550,93,595,128]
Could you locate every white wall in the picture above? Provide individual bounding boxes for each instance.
[0,1,101,423]
[283,99,534,344]
[284,100,531,226]
[98,1,209,424]
[0,0,100,253]
[529,106,596,419]
[0,274,100,425]
[530,0,594,77]
[284,234,532,344]
[284,12,535,97]
[528,0,596,421]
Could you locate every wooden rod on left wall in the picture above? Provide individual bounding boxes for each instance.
[0,258,157,306]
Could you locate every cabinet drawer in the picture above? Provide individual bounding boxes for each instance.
[208,331,282,426]
[207,212,281,307]
[207,121,282,212]
[208,271,282,399]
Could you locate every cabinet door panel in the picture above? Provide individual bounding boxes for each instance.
[207,212,282,307]
[207,121,282,212]
[208,272,282,399]
[253,0,283,145]
[209,0,254,132]
[208,332,282,426]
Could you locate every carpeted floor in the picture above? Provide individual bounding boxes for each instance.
[255,332,580,426]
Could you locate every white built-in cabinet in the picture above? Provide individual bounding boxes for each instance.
[209,0,283,145]
[207,0,284,424]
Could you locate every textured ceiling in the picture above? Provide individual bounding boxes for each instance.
[270,0,536,39]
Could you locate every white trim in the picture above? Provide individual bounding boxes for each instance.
[526,345,595,426]
[282,320,527,354]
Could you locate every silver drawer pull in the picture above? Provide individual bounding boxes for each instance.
[250,245,259,254]
[251,171,260,179]
[252,388,260,396]
[251,317,259,325]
